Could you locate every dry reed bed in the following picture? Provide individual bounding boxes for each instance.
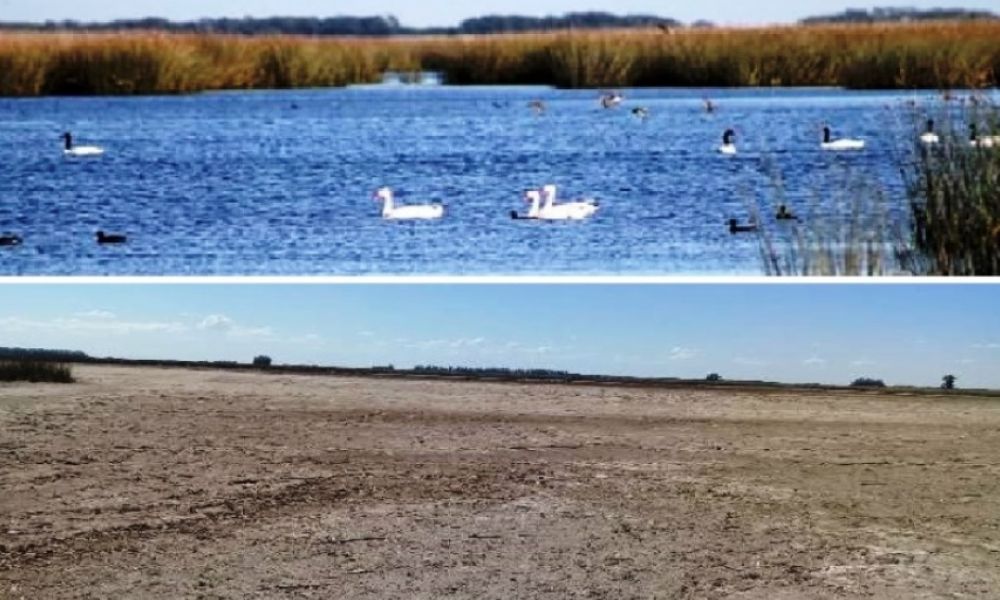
[1,21,1000,95]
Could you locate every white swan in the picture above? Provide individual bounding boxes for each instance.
[62,132,104,157]
[373,187,444,220]
[969,124,1000,148]
[920,119,940,145]
[719,129,737,155]
[510,190,544,220]
[538,184,599,220]
[821,126,865,151]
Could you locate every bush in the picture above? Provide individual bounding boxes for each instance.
[0,360,74,383]
[850,377,886,388]
[252,355,272,368]
[706,373,723,382]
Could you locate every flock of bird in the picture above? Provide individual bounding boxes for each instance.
[2,98,997,247]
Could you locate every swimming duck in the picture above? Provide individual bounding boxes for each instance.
[632,107,650,120]
[728,218,757,234]
[0,234,23,246]
[96,231,127,244]
[528,100,546,115]
[775,205,798,220]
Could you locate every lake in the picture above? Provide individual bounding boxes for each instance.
[0,86,951,275]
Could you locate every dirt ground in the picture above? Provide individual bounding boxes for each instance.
[1,365,999,599]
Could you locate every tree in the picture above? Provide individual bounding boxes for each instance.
[706,373,723,382]
[941,374,957,390]
[253,355,272,368]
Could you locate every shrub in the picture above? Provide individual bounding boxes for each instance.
[0,360,74,383]
[252,355,272,368]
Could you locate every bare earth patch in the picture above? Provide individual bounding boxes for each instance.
[2,365,999,599]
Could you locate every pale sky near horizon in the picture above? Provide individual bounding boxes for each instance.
[1,285,998,389]
[1,1,998,27]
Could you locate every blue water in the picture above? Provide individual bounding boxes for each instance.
[0,86,944,275]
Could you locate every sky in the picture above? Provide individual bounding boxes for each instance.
[1,1,998,27]
[1,284,998,389]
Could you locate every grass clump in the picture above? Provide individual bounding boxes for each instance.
[0,360,75,383]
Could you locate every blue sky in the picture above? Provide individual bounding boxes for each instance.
[1,284,997,389]
[2,1,998,27]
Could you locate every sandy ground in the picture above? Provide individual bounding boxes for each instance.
[1,365,999,599]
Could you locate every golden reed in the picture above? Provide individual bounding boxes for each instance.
[0,21,998,95]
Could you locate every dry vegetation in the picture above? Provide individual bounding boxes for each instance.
[0,361,73,384]
[1,21,999,95]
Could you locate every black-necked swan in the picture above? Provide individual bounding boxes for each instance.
[96,231,127,244]
[373,187,444,220]
[538,184,600,220]
[920,119,940,145]
[728,218,757,234]
[776,205,798,220]
[969,124,1000,148]
[0,234,23,247]
[719,129,737,155]
[822,126,865,151]
[63,132,104,157]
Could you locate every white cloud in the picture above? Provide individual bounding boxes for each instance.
[0,315,186,335]
[851,359,876,366]
[972,342,1000,350]
[0,310,279,341]
[194,314,272,338]
[668,346,698,361]
[198,314,234,332]
[803,356,827,366]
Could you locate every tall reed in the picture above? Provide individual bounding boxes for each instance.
[1,21,999,95]
[905,100,1000,275]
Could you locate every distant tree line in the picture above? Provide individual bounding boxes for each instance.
[850,377,887,388]
[0,346,90,362]
[413,365,576,379]
[801,7,995,25]
[0,12,682,36]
